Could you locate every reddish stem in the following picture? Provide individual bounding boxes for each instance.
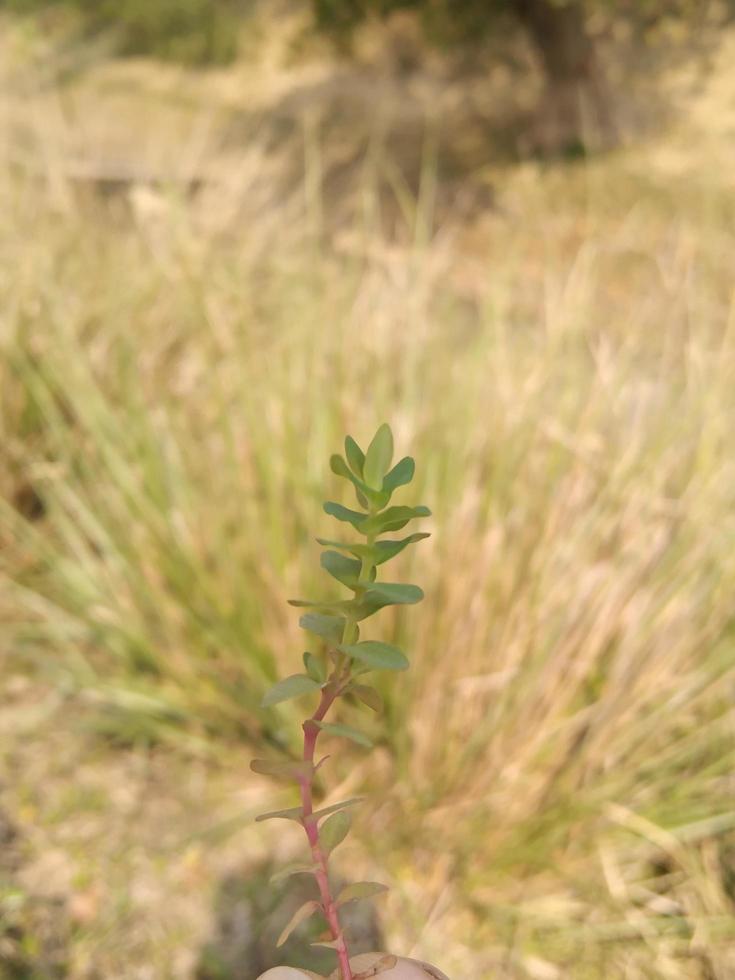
[299,685,353,980]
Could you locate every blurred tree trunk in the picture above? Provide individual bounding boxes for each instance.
[515,0,618,152]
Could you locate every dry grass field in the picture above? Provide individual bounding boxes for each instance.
[1,10,735,978]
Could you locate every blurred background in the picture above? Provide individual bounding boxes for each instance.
[1,1,734,977]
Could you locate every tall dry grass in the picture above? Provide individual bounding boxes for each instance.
[1,30,735,975]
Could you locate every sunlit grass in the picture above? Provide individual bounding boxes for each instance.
[1,62,735,974]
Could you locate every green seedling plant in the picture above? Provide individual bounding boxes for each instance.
[251,425,447,980]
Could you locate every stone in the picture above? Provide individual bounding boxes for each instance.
[332,954,450,980]
[256,970,322,980]
[255,952,450,980]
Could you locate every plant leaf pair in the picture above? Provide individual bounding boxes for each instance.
[315,531,430,567]
[323,501,431,536]
[358,505,431,536]
[290,583,423,622]
[337,427,417,497]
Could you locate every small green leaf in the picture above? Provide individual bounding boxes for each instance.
[329,457,391,512]
[261,674,321,707]
[270,863,319,884]
[336,881,389,905]
[358,505,431,536]
[339,641,409,672]
[320,550,362,588]
[363,423,394,489]
[367,582,424,604]
[292,597,371,623]
[319,810,352,852]
[331,453,386,504]
[323,501,366,529]
[330,453,354,481]
[300,613,346,642]
[311,797,364,822]
[373,532,430,564]
[254,805,304,823]
[330,454,371,496]
[351,683,383,712]
[345,435,365,476]
[383,456,415,493]
[313,721,373,747]
[316,537,371,557]
[303,651,327,682]
[344,594,388,622]
[276,899,321,946]
[287,598,346,613]
[250,758,314,780]
[351,582,425,620]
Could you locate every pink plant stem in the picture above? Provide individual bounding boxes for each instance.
[299,686,353,980]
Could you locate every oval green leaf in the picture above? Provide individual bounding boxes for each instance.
[373,532,431,564]
[250,758,314,781]
[363,423,394,490]
[331,453,387,508]
[368,582,424,604]
[336,881,389,905]
[345,435,365,476]
[303,651,328,683]
[383,456,415,493]
[358,505,431,536]
[311,797,364,822]
[351,683,383,712]
[254,805,304,823]
[261,674,321,707]
[355,583,425,620]
[320,550,362,587]
[323,501,367,530]
[338,641,409,672]
[319,810,352,853]
[299,613,346,643]
[315,534,429,566]
[270,863,319,884]
[330,453,354,481]
[316,537,369,558]
[313,720,373,747]
[287,599,347,614]
[276,899,321,947]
